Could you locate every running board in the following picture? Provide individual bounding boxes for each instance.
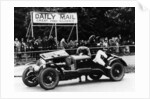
[63,68,105,74]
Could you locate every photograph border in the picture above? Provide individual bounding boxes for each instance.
[0,0,150,99]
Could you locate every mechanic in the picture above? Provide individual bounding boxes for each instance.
[76,46,91,82]
[65,46,92,82]
[76,46,91,57]
[93,49,108,67]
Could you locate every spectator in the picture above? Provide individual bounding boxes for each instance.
[95,36,100,43]
[79,40,85,46]
[115,39,120,53]
[74,40,79,48]
[109,39,113,46]
[42,36,48,50]
[21,38,27,52]
[14,38,21,59]
[125,40,130,53]
[103,37,108,48]
[14,38,19,52]
[14,34,135,55]
[35,36,42,50]
[87,35,96,47]
[48,36,57,49]
[68,40,75,48]
[26,38,33,51]
[60,38,68,49]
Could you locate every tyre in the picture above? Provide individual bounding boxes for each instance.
[38,68,59,90]
[22,66,38,87]
[109,62,125,81]
[89,72,103,81]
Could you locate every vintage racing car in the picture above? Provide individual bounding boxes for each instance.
[22,48,127,90]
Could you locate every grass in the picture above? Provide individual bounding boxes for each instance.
[125,64,135,73]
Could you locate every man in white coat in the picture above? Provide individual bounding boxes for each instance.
[93,49,108,67]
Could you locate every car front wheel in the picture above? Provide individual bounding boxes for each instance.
[22,66,38,87]
[38,68,59,90]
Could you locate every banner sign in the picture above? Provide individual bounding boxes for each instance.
[32,12,77,23]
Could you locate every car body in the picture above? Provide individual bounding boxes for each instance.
[22,49,127,90]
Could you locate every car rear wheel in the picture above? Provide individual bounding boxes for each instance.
[38,68,59,90]
[89,73,103,81]
[109,62,125,81]
[22,66,38,87]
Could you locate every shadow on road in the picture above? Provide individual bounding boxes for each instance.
[57,79,117,88]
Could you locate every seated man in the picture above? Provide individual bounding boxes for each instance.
[93,49,108,67]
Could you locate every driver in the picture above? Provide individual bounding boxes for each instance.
[93,49,108,67]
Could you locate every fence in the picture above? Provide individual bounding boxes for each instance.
[14,45,135,66]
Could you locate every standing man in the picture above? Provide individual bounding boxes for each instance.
[21,38,27,52]
[76,46,91,57]
[14,38,21,60]
[60,38,68,49]
[76,46,91,82]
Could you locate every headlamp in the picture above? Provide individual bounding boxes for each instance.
[36,58,46,66]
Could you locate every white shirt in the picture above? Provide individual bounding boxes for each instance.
[93,50,107,66]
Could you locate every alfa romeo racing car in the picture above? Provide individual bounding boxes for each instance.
[22,48,127,90]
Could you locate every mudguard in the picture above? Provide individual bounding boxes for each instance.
[108,57,127,67]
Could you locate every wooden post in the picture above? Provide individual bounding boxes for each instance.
[30,12,34,38]
[76,24,79,42]
[26,22,31,38]
[49,24,54,39]
[55,23,58,48]
[67,24,75,42]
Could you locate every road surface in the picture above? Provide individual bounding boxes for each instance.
[14,73,135,92]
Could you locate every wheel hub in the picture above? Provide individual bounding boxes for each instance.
[115,69,120,74]
[47,76,52,81]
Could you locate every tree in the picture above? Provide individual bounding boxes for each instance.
[14,7,135,41]
[104,7,135,40]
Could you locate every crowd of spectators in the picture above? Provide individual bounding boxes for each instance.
[14,34,135,59]
[14,36,57,53]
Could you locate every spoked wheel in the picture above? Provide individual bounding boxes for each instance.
[109,62,125,81]
[89,72,103,81]
[38,68,59,90]
[22,66,38,87]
